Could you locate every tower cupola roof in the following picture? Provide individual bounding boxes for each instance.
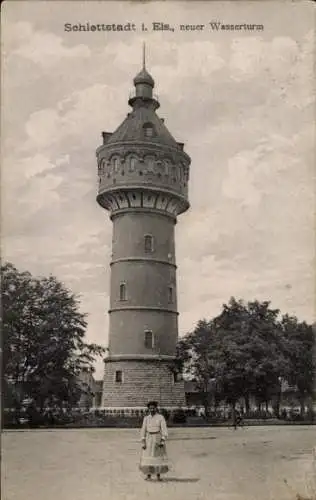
[133,43,155,88]
[100,44,189,152]
[133,68,155,87]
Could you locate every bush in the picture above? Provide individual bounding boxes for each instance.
[172,409,187,424]
[160,408,170,421]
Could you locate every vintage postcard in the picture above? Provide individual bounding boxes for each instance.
[1,1,315,500]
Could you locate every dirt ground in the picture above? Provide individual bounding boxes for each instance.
[2,425,315,500]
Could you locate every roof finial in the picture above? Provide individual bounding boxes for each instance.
[142,41,146,70]
[132,43,155,89]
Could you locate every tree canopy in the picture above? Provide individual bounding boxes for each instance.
[176,297,314,416]
[2,262,105,416]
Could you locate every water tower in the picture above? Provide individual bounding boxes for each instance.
[96,49,190,409]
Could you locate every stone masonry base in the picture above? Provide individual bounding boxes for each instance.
[102,359,186,408]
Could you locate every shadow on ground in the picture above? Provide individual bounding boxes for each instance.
[170,436,217,441]
[162,477,200,483]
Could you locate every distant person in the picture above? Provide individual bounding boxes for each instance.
[139,401,169,481]
[233,408,243,430]
[198,406,205,418]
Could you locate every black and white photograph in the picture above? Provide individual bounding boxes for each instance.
[1,1,315,499]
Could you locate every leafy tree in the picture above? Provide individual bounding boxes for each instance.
[214,299,288,412]
[176,320,217,415]
[2,262,105,422]
[176,297,292,416]
[280,314,314,416]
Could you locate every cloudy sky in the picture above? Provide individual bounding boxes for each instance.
[2,1,315,378]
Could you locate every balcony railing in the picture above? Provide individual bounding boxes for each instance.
[129,90,159,102]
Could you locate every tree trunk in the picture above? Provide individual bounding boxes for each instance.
[273,381,282,418]
[203,392,210,418]
[299,395,305,418]
[306,397,314,421]
[273,396,280,418]
[202,379,210,418]
[244,394,250,414]
[13,399,22,425]
[231,403,237,429]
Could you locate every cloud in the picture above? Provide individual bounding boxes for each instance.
[10,24,91,68]
[2,21,33,49]
[25,110,60,149]
[20,81,129,159]
[16,173,63,212]
[229,31,314,115]
[222,151,262,207]
[230,36,299,82]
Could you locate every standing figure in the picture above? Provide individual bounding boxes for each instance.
[139,401,169,481]
[232,408,243,430]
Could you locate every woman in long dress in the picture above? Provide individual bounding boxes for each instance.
[139,401,169,481]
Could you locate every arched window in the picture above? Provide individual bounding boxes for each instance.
[164,159,170,175]
[168,286,174,304]
[112,157,120,172]
[97,160,102,175]
[119,282,126,301]
[145,156,155,173]
[144,234,154,253]
[144,330,154,349]
[129,156,137,172]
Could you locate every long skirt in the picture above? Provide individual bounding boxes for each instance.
[139,433,169,475]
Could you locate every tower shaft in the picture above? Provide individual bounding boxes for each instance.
[109,211,177,359]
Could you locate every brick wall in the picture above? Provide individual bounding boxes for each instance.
[102,359,185,408]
